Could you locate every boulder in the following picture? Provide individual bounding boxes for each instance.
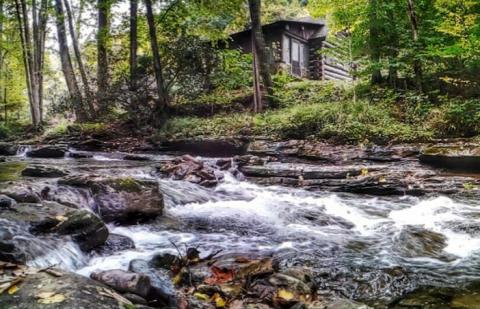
[21,165,69,178]
[420,145,480,171]
[0,240,25,264]
[0,143,18,156]
[90,269,151,298]
[0,157,6,162]
[123,293,148,305]
[26,146,66,158]
[0,270,130,309]
[58,175,164,224]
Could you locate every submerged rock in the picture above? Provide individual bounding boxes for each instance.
[393,225,449,260]
[26,146,66,158]
[0,194,16,208]
[123,154,151,161]
[21,164,69,178]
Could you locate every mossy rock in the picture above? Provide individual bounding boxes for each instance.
[108,177,143,193]
[420,145,480,171]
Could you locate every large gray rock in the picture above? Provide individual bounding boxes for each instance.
[0,270,130,309]
[0,184,41,203]
[93,233,135,255]
[26,146,66,158]
[58,175,164,224]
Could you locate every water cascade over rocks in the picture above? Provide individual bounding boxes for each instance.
[2,141,480,308]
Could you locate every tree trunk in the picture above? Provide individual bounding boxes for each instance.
[369,0,382,85]
[36,0,48,122]
[55,0,87,121]
[129,0,138,91]
[97,0,110,110]
[15,0,41,128]
[386,8,398,90]
[247,0,275,106]
[406,0,423,93]
[145,0,167,115]
[64,0,96,119]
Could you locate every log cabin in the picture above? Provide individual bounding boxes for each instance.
[227,17,351,81]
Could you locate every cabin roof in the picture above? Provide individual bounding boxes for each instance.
[229,17,326,39]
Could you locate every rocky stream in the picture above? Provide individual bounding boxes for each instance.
[2,139,480,309]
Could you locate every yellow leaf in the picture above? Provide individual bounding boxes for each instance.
[194,293,210,300]
[8,285,18,294]
[361,169,368,177]
[278,289,294,300]
[38,293,66,304]
[35,291,56,299]
[173,274,181,285]
[216,297,227,307]
[378,177,386,183]
[55,216,67,221]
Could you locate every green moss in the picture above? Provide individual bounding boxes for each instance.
[123,303,136,309]
[110,177,143,193]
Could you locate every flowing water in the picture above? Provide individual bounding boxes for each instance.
[3,151,480,307]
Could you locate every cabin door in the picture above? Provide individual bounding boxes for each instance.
[291,39,301,76]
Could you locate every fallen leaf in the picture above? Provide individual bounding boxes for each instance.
[44,268,63,277]
[98,287,132,305]
[215,297,227,307]
[361,169,368,177]
[36,291,56,299]
[278,289,294,301]
[173,274,182,285]
[55,215,68,221]
[378,177,386,183]
[194,293,210,300]
[230,300,244,308]
[204,266,235,285]
[234,257,250,263]
[38,293,66,304]
[7,285,18,294]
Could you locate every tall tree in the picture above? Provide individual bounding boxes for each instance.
[406,0,423,93]
[55,0,88,121]
[63,0,96,118]
[145,0,167,115]
[14,0,41,128]
[247,0,274,106]
[129,0,137,91]
[369,0,382,85]
[0,0,4,114]
[97,0,110,110]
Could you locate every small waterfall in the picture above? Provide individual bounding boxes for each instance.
[1,219,87,271]
[15,146,31,156]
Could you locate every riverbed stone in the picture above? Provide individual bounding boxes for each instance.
[21,164,69,178]
[123,154,151,161]
[123,292,148,305]
[393,226,448,259]
[157,156,221,187]
[26,146,66,158]
[0,270,129,309]
[90,269,151,298]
